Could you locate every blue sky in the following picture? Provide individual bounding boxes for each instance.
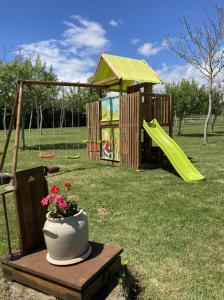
[1,0,223,84]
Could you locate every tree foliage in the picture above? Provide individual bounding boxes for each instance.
[165,79,206,135]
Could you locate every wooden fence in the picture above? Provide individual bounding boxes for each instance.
[152,94,172,126]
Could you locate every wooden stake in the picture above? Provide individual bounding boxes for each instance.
[12,82,24,179]
[169,94,173,137]
[0,86,20,172]
[119,79,123,96]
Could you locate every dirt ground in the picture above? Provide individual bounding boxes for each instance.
[0,269,127,300]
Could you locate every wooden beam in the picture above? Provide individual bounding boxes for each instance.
[169,94,173,137]
[119,79,123,96]
[102,81,120,89]
[143,85,152,161]
[12,82,24,179]
[93,75,118,85]
[0,86,20,172]
[127,82,151,94]
[18,79,119,90]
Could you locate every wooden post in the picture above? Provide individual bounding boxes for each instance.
[119,79,122,166]
[12,81,24,179]
[0,85,20,172]
[119,79,123,96]
[169,94,173,137]
[143,84,152,161]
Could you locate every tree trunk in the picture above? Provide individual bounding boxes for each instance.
[28,108,33,133]
[39,106,43,135]
[60,107,64,131]
[211,114,217,132]
[174,111,178,126]
[21,113,26,149]
[203,78,213,144]
[3,105,7,136]
[36,102,40,131]
[178,116,183,135]
[71,109,74,128]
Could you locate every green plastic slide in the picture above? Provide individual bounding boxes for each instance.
[143,119,205,182]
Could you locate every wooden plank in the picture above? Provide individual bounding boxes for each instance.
[137,92,141,169]
[119,95,122,164]
[2,257,121,300]
[18,79,119,90]
[127,82,151,94]
[0,85,20,172]
[86,101,100,162]
[1,242,122,300]
[143,85,152,161]
[93,75,118,85]
[12,82,24,178]
[2,264,82,300]
[14,166,48,256]
[169,94,173,137]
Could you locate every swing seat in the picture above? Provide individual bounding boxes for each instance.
[38,154,55,159]
[65,155,80,159]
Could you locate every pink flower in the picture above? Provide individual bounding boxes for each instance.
[41,194,51,206]
[64,182,72,190]
[50,184,60,194]
[58,201,70,209]
[53,194,64,204]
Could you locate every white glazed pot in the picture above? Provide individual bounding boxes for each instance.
[43,209,91,265]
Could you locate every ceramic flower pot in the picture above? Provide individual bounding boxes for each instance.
[43,209,92,265]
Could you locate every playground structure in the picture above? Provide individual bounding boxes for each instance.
[86,54,204,181]
[86,54,173,169]
[86,91,172,169]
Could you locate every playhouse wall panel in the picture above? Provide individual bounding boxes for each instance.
[86,102,100,162]
[120,92,141,169]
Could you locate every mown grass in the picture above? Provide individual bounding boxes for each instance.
[0,119,224,300]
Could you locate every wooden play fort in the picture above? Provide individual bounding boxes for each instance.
[86,54,173,169]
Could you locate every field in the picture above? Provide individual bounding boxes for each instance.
[0,118,224,299]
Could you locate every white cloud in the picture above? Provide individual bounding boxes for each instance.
[64,15,109,56]
[138,42,162,56]
[131,38,140,45]
[156,63,206,85]
[156,62,224,86]
[18,16,109,82]
[109,19,122,27]
[109,19,118,27]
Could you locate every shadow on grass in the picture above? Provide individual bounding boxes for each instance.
[93,264,144,300]
[178,132,224,137]
[119,265,145,300]
[23,142,87,151]
[143,155,200,179]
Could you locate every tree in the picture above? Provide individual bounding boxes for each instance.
[166,6,224,144]
[165,79,203,135]
[210,88,224,131]
[31,57,58,135]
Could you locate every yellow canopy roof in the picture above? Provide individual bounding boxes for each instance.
[92,53,162,91]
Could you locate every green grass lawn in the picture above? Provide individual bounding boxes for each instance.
[0,119,224,299]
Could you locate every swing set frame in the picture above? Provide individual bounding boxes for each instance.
[0,79,120,179]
